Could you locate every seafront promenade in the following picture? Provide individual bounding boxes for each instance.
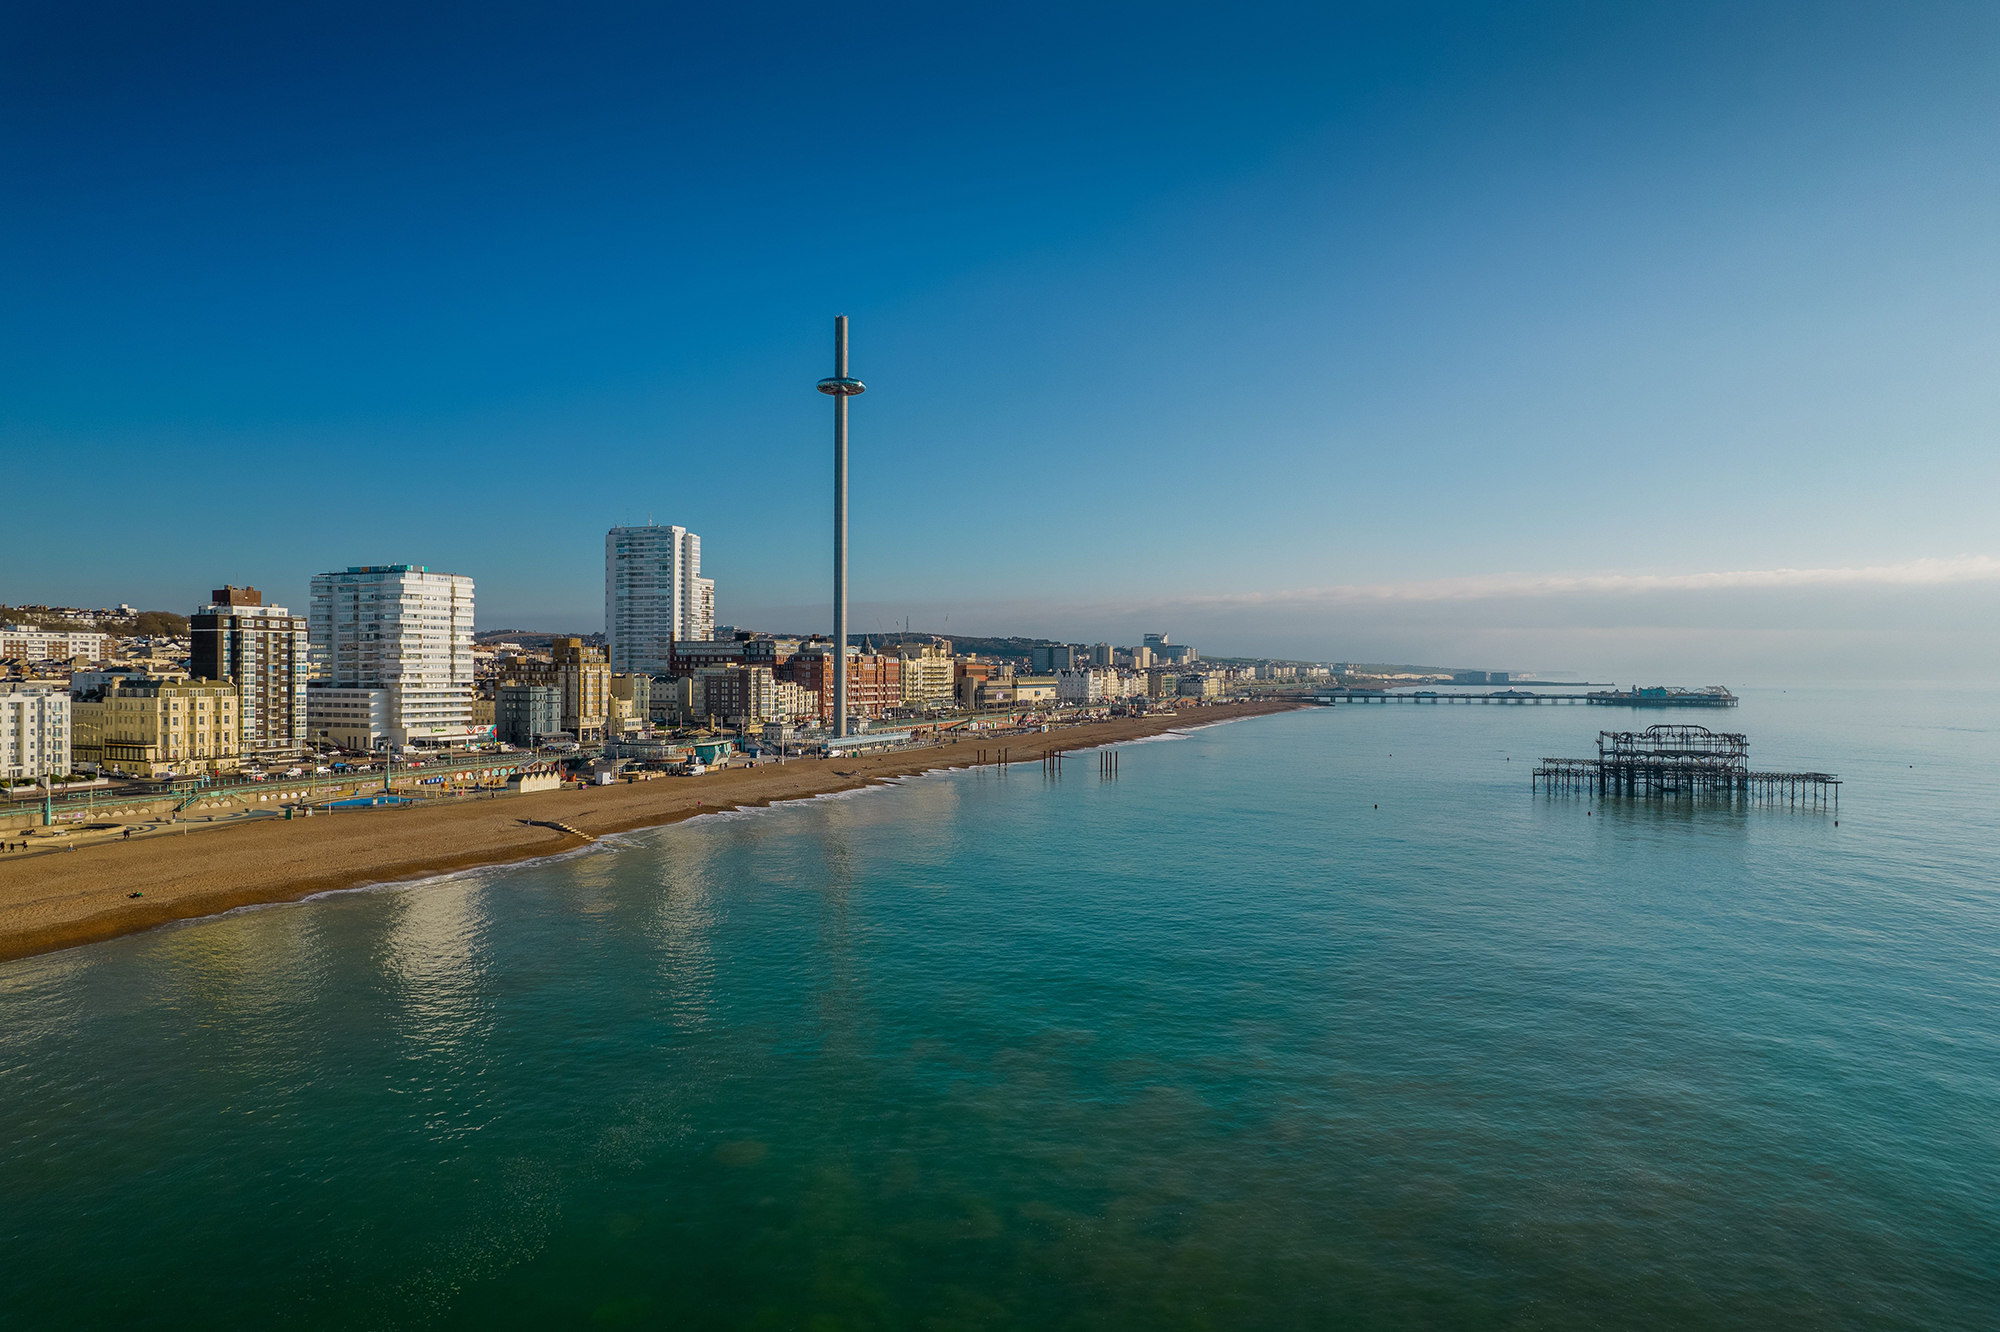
[0,752,559,841]
[0,699,1301,963]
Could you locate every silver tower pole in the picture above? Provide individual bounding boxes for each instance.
[817,316,866,739]
[834,317,847,739]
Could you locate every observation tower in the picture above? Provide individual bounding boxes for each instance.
[816,316,866,737]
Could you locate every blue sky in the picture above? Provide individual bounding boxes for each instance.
[5,2,1997,678]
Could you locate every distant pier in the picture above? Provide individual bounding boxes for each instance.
[1314,686,1737,708]
[1533,726,1838,808]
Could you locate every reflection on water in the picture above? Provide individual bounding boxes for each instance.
[0,690,1997,1330]
[380,876,495,1055]
[373,877,500,1160]
[645,826,722,1032]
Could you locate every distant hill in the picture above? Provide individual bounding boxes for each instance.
[855,632,1059,661]
[1341,663,1460,675]
[0,605,187,638]
[122,611,190,638]
[474,629,604,647]
[724,631,1067,661]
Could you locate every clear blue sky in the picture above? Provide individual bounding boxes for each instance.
[6,2,1997,678]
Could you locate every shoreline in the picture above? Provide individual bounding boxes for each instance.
[0,700,1305,965]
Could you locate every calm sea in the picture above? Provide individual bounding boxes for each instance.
[3,689,1997,1329]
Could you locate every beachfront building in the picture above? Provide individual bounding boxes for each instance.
[1056,668,1109,705]
[690,664,819,729]
[1,625,107,663]
[785,647,899,724]
[496,684,561,747]
[693,664,773,728]
[977,675,1057,708]
[654,676,696,727]
[849,650,902,718]
[605,524,714,675]
[553,638,612,743]
[1178,672,1223,699]
[71,677,239,777]
[954,659,1002,710]
[190,586,309,757]
[1,683,71,781]
[773,678,816,726]
[1012,676,1059,706]
[308,565,479,749]
[305,686,391,751]
[606,693,641,735]
[609,673,651,736]
[896,640,955,710]
[506,638,612,743]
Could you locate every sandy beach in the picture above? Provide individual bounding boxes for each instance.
[0,700,1302,963]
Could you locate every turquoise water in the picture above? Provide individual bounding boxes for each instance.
[3,690,1997,1329]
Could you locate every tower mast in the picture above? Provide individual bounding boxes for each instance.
[817,316,866,737]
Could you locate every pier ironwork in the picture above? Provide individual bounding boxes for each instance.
[1532,725,1838,809]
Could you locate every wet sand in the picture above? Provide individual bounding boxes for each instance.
[0,701,1302,963]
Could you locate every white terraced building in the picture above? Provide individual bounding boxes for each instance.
[605,523,713,675]
[0,625,107,662]
[307,565,479,750]
[1,683,70,780]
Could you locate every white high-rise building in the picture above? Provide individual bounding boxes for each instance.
[605,524,714,674]
[1,684,70,780]
[307,565,478,750]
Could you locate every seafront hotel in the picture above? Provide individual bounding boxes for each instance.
[306,565,481,751]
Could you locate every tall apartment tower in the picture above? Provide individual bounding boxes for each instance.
[605,524,714,675]
[191,585,309,755]
[307,565,477,750]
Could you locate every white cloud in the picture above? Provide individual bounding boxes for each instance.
[1155,554,2000,609]
[736,553,2000,681]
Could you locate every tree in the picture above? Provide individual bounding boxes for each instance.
[126,611,190,638]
